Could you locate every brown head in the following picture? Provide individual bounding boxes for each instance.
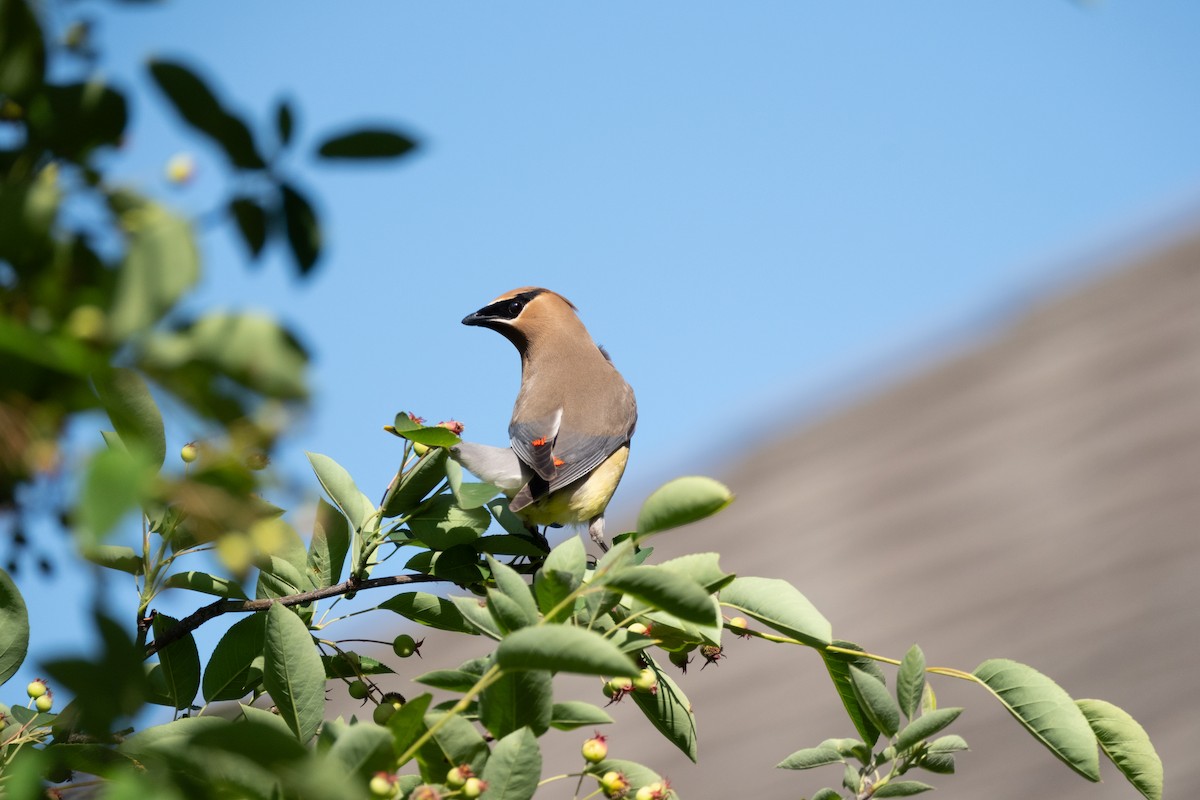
[462,287,589,354]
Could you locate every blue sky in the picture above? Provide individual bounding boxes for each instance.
[14,0,1200,704]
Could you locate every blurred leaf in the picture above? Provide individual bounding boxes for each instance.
[109,195,199,338]
[163,570,247,599]
[281,182,320,275]
[777,747,843,770]
[414,668,479,692]
[480,666,552,739]
[549,701,613,731]
[44,614,147,735]
[417,711,489,783]
[316,128,416,160]
[229,196,268,258]
[306,451,375,534]
[973,658,1099,781]
[0,167,60,269]
[495,626,638,677]
[275,98,295,147]
[263,604,324,742]
[636,476,732,537]
[0,567,29,686]
[479,727,541,800]
[380,591,476,635]
[82,544,143,575]
[849,665,899,738]
[629,657,698,762]
[148,59,266,170]
[1077,698,1162,800]
[140,312,308,401]
[26,80,128,162]
[475,534,548,558]
[720,576,831,647]
[896,644,926,722]
[93,367,166,469]
[150,613,200,710]
[605,565,718,626]
[202,612,265,702]
[78,446,156,542]
[0,0,45,100]
[328,723,393,782]
[653,551,734,594]
[393,425,460,448]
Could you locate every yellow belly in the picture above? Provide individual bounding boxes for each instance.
[518,446,630,526]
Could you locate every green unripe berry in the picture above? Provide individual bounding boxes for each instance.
[392,633,418,658]
[632,668,658,693]
[180,443,199,464]
[627,622,649,636]
[348,680,369,700]
[34,692,52,713]
[727,616,749,632]
[26,679,47,699]
[581,732,608,763]
[599,770,629,798]
[446,765,472,788]
[368,771,396,797]
[604,676,632,698]
[373,694,404,725]
[462,777,487,798]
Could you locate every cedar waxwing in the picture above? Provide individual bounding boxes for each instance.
[452,287,637,551]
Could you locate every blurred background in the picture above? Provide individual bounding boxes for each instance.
[6,1,1200,796]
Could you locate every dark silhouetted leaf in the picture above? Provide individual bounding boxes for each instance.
[148,59,265,170]
[316,128,417,160]
[229,197,268,258]
[281,182,320,275]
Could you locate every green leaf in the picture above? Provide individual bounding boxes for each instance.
[418,711,489,782]
[495,626,639,677]
[605,565,718,626]
[94,369,166,471]
[323,652,392,680]
[973,658,1100,781]
[414,668,479,692]
[480,667,553,739]
[810,790,843,800]
[487,589,533,634]
[82,544,144,576]
[874,780,935,797]
[894,707,962,753]
[229,197,268,258]
[636,475,732,537]
[777,746,843,770]
[78,447,156,542]
[275,99,295,147]
[328,723,393,781]
[0,567,29,686]
[653,552,734,593]
[928,734,969,753]
[447,466,500,510]
[587,759,664,795]
[306,452,376,533]
[150,613,200,710]
[849,666,899,738]
[1077,698,1162,800]
[109,195,200,338]
[896,644,926,721]
[480,727,541,800]
[549,701,613,731]
[487,557,540,626]
[281,182,320,276]
[720,576,831,647]
[386,692,432,757]
[449,594,504,640]
[407,495,490,549]
[256,554,307,603]
[27,81,128,162]
[629,657,698,762]
[533,535,586,621]
[380,592,475,635]
[394,425,461,448]
[263,604,325,742]
[163,570,247,599]
[0,0,46,100]
[316,128,417,160]
[382,448,447,518]
[203,613,266,702]
[147,59,265,170]
[475,534,548,558]
[308,497,350,589]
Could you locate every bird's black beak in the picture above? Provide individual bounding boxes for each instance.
[462,309,488,327]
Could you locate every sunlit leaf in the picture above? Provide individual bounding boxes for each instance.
[777,746,843,770]
[720,576,831,647]
[549,701,613,731]
[0,568,29,686]
[1077,698,1162,800]
[163,570,246,599]
[629,657,698,762]
[203,613,265,702]
[495,626,639,677]
[150,613,200,710]
[480,727,541,800]
[263,604,324,742]
[636,476,733,537]
[109,195,199,338]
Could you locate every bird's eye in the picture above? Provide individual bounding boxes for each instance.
[506,300,523,317]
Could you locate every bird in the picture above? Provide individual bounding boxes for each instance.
[451,287,637,552]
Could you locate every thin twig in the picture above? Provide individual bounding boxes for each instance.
[144,572,446,658]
